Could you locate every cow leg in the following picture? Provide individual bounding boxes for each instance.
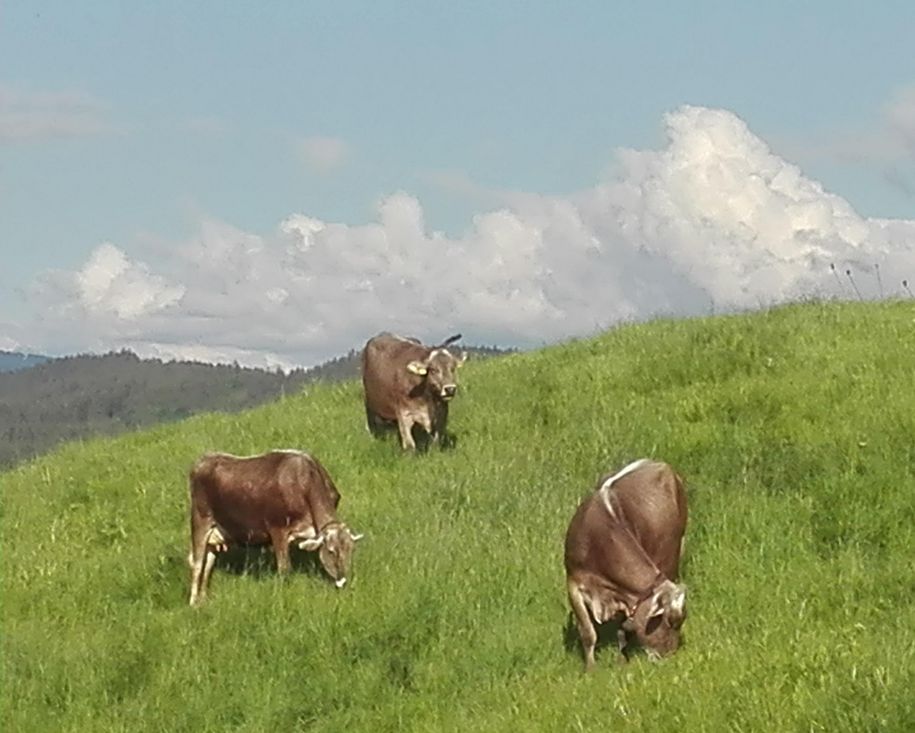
[364,402,384,436]
[199,549,217,601]
[616,626,630,664]
[270,529,291,574]
[567,582,598,671]
[416,411,436,444]
[189,519,212,606]
[396,411,417,451]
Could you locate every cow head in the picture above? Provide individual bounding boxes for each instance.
[623,580,687,657]
[406,348,467,401]
[298,524,364,588]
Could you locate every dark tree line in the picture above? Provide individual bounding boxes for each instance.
[0,345,513,468]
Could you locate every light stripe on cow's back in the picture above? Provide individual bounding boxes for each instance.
[210,449,310,460]
[598,458,651,518]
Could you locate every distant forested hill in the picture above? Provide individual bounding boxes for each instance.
[0,351,50,372]
[0,344,511,467]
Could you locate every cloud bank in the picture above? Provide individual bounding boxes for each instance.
[14,106,915,368]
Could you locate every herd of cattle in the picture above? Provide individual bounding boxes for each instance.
[187,331,688,668]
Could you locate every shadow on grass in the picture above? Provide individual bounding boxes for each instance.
[367,418,459,453]
[562,612,689,666]
[213,545,327,579]
[412,427,459,453]
[561,611,627,664]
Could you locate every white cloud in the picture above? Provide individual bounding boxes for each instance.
[0,83,115,142]
[18,105,915,368]
[296,135,349,173]
[35,242,184,322]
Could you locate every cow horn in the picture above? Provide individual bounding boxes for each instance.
[439,333,462,347]
[350,531,364,541]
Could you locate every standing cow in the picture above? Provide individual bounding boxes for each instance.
[564,459,688,668]
[361,332,466,450]
[188,449,363,606]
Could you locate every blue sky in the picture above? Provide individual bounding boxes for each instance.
[2,1,913,366]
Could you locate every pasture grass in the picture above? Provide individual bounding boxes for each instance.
[3,300,915,731]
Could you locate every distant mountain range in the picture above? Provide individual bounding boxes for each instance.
[0,350,50,372]
[0,343,512,467]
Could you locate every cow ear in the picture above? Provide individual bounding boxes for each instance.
[299,536,324,551]
[406,360,428,375]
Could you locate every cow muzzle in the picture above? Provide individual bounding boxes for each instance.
[441,385,457,399]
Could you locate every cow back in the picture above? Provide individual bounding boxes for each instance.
[190,451,334,544]
[605,461,686,581]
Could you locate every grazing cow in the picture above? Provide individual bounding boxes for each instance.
[361,332,467,450]
[564,459,688,669]
[187,449,363,606]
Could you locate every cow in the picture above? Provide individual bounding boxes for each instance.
[564,458,688,669]
[361,331,467,450]
[187,449,363,606]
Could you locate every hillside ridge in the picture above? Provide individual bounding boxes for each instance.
[2,300,913,732]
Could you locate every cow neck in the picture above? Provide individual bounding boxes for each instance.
[307,493,337,533]
[634,571,668,606]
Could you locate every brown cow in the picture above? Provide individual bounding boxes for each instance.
[361,331,466,450]
[187,449,363,606]
[564,458,688,669]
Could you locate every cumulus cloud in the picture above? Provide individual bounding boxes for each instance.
[0,83,115,142]
[32,242,184,327]
[296,136,349,173]
[15,105,915,368]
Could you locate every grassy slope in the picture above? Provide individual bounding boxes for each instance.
[2,301,914,732]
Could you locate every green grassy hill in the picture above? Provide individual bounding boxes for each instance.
[3,301,914,732]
